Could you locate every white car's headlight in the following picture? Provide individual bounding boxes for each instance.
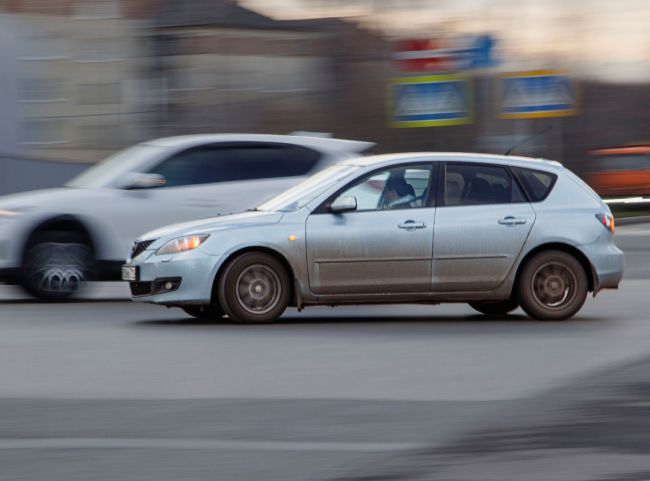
[0,208,28,220]
[156,235,209,255]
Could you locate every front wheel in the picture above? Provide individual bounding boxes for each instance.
[469,297,519,316]
[21,240,94,300]
[518,250,588,320]
[217,252,291,323]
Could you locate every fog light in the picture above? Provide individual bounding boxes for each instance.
[152,277,182,294]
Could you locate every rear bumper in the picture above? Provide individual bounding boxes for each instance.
[585,240,624,294]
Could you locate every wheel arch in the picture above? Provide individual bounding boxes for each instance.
[513,242,596,294]
[22,215,97,261]
[211,246,297,306]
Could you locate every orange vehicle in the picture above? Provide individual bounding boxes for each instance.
[585,145,650,197]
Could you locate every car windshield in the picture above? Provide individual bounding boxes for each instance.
[257,164,360,212]
[66,143,164,189]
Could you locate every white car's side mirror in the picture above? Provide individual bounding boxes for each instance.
[124,172,167,190]
[330,195,357,213]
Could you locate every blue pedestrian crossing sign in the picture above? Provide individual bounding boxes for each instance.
[499,70,578,119]
[390,75,472,128]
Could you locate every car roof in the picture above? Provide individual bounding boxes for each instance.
[145,134,374,154]
[344,152,564,172]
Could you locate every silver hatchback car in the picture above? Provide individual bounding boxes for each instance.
[123,153,624,322]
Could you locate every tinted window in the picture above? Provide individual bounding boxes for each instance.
[444,163,525,206]
[149,144,321,187]
[513,167,557,202]
[336,165,433,211]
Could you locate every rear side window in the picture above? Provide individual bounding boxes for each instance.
[513,167,557,202]
[444,163,526,206]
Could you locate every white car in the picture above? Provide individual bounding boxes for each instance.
[0,134,372,299]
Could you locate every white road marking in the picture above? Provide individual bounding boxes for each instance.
[0,438,426,453]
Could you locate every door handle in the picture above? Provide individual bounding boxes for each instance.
[398,220,427,230]
[498,216,527,226]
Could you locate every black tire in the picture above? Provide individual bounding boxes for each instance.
[181,305,225,320]
[469,297,519,316]
[21,235,94,301]
[517,250,588,321]
[218,252,291,324]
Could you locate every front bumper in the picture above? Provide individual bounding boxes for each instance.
[126,248,220,305]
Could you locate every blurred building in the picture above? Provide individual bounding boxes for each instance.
[0,0,158,161]
[0,0,387,162]
[151,0,336,135]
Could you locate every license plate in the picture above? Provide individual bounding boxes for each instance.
[121,265,139,282]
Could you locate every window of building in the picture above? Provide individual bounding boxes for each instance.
[21,119,66,145]
[76,82,122,105]
[19,78,66,102]
[73,0,120,19]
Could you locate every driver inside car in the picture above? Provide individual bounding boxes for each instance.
[380,174,416,209]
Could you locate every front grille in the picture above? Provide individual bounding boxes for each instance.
[130,281,152,297]
[131,239,156,259]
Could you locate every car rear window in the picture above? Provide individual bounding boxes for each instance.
[513,167,557,202]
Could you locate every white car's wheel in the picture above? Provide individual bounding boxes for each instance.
[21,239,93,300]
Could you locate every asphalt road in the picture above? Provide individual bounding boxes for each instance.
[0,223,649,481]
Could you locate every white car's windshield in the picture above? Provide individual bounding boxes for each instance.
[66,144,164,189]
[257,164,360,212]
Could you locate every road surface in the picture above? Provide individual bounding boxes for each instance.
[0,223,648,481]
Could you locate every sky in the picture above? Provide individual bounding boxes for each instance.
[241,0,650,82]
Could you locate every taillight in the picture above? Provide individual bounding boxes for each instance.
[595,213,615,233]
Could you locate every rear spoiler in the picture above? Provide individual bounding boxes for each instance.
[288,131,375,154]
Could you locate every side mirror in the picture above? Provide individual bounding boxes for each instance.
[123,172,166,190]
[330,195,357,213]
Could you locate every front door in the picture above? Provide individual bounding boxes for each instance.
[432,162,536,291]
[306,164,435,295]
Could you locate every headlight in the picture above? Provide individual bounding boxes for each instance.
[156,234,209,255]
[0,210,20,217]
[0,207,29,218]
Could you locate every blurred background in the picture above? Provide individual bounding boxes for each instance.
[0,0,649,201]
[2,4,650,481]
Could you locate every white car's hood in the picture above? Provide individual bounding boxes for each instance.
[140,211,284,241]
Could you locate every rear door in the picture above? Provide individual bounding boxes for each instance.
[432,162,536,291]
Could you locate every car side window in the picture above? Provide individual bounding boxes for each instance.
[512,167,557,202]
[337,165,433,211]
[444,163,526,206]
[149,143,321,188]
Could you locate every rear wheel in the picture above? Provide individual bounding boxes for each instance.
[518,250,588,320]
[218,252,291,324]
[21,236,94,300]
[469,297,519,316]
[181,305,225,320]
